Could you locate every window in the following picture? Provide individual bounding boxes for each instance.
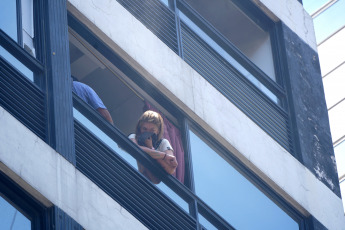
[69,27,189,212]
[178,11,278,103]
[188,128,299,230]
[0,0,36,81]
[177,0,284,106]
[0,195,31,230]
[183,0,276,81]
[0,172,46,230]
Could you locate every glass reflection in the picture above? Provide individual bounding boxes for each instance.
[73,108,137,167]
[198,213,217,230]
[0,47,34,81]
[156,183,189,212]
[189,129,298,230]
[0,195,31,230]
[159,0,169,7]
[0,0,18,41]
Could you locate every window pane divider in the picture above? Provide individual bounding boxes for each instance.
[0,29,44,73]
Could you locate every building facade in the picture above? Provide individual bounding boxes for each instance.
[304,0,345,212]
[0,0,344,229]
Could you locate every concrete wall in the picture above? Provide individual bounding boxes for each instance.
[0,106,147,230]
[65,0,345,229]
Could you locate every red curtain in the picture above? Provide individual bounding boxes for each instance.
[144,102,185,183]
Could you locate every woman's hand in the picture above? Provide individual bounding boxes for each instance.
[157,150,178,175]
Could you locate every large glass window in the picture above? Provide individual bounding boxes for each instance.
[0,0,35,81]
[189,128,299,230]
[179,11,278,103]
[0,195,31,230]
[182,0,276,82]
[0,0,18,41]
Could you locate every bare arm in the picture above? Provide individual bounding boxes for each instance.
[130,138,178,175]
[156,149,178,175]
[97,108,114,125]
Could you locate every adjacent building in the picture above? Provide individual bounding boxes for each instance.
[1,0,344,229]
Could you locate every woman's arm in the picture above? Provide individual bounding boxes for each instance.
[156,149,178,175]
[130,138,178,175]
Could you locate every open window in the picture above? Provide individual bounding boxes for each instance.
[69,28,185,184]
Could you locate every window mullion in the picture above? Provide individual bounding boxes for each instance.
[16,0,23,46]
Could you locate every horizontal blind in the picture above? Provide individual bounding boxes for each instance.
[0,58,46,141]
[116,0,179,54]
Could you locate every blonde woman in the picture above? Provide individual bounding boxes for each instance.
[129,110,178,184]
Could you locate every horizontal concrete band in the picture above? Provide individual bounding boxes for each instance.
[0,106,147,230]
[66,1,344,229]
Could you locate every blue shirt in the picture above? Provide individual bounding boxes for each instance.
[72,81,106,110]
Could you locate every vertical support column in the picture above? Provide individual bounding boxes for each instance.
[48,206,83,230]
[44,0,75,165]
[279,22,340,197]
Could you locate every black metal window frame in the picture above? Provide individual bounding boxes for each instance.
[184,121,308,229]
[176,0,287,101]
[0,0,47,142]
[0,0,45,74]
[0,170,83,230]
[0,171,48,230]
[69,13,307,229]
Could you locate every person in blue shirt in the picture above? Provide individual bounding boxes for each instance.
[72,81,114,125]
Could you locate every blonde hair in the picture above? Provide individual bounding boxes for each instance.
[135,110,164,140]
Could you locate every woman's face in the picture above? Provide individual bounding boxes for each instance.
[140,122,159,135]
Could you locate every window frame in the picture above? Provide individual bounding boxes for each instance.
[185,121,307,229]
[0,171,48,230]
[0,0,45,86]
[176,0,287,105]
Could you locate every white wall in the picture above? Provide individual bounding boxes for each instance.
[66,1,345,229]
